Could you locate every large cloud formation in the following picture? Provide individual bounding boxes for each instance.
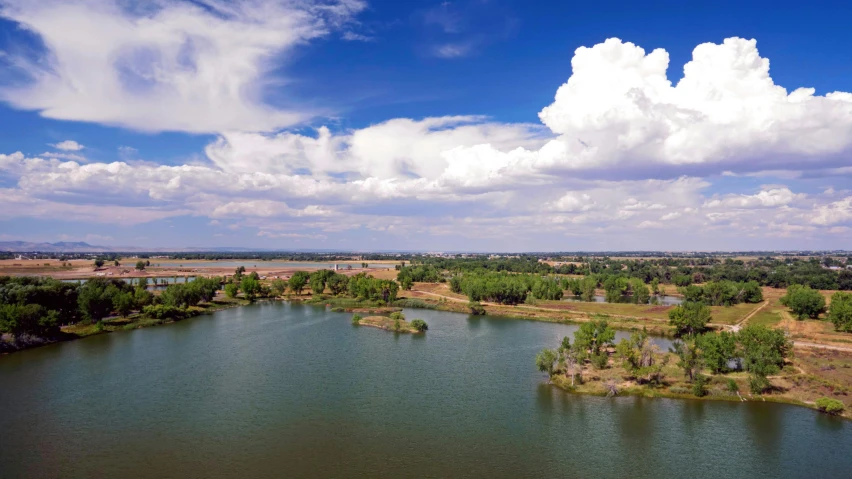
[0,0,365,133]
[0,22,851,246]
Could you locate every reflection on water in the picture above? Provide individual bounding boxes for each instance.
[0,303,847,479]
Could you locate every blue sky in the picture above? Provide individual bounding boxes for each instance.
[0,0,850,251]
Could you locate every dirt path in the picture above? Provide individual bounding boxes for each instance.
[792,341,852,352]
[728,300,769,332]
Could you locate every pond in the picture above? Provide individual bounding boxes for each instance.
[0,303,848,478]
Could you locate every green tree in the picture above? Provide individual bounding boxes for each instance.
[94,259,105,269]
[113,291,134,317]
[535,348,558,377]
[574,320,616,358]
[827,291,852,332]
[288,271,310,295]
[738,324,791,394]
[780,284,826,319]
[241,276,261,302]
[671,339,702,382]
[327,274,349,295]
[114,260,120,267]
[224,283,238,298]
[78,278,117,322]
[815,397,845,415]
[668,301,711,337]
[135,260,146,271]
[697,331,737,373]
[270,279,287,297]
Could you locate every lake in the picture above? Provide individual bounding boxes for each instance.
[0,303,849,478]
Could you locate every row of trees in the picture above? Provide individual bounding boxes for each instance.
[679,280,763,306]
[449,272,564,305]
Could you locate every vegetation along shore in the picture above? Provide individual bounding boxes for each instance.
[2,252,851,419]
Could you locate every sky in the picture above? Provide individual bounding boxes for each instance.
[0,0,851,252]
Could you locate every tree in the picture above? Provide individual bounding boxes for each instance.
[114,260,120,267]
[780,284,826,320]
[574,320,615,358]
[94,259,105,269]
[270,279,287,297]
[309,270,335,295]
[113,291,134,317]
[535,348,558,377]
[815,397,845,415]
[827,291,852,332]
[671,339,702,382]
[697,331,737,373]
[668,301,711,337]
[241,276,260,302]
[224,283,238,298]
[738,324,791,394]
[327,274,349,295]
[135,260,146,271]
[288,271,310,295]
[78,278,117,322]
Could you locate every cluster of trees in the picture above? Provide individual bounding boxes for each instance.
[449,272,563,305]
[538,320,791,396]
[671,325,790,394]
[828,292,852,332]
[347,273,399,303]
[0,276,81,338]
[0,275,230,342]
[679,280,763,306]
[581,257,852,290]
[396,265,443,290]
[536,320,619,385]
[415,256,552,274]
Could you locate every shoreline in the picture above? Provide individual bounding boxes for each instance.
[547,375,849,421]
[2,294,849,420]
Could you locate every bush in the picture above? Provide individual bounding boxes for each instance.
[692,374,709,397]
[590,352,609,369]
[411,319,428,332]
[468,301,486,315]
[142,304,184,320]
[351,314,362,324]
[668,386,690,395]
[392,299,436,309]
[726,378,739,393]
[815,397,845,415]
[331,307,344,313]
[393,318,401,331]
[389,311,405,320]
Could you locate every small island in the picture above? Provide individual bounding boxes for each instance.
[352,312,428,334]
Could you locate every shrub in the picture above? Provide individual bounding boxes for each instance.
[389,311,405,320]
[392,299,436,309]
[143,304,184,320]
[668,386,690,395]
[815,397,844,415]
[411,319,428,332]
[468,301,486,315]
[692,374,709,397]
[393,318,401,331]
[351,314,362,325]
[590,352,609,369]
[726,378,739,393]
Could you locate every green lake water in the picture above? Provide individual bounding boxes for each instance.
[0,303,849,478]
